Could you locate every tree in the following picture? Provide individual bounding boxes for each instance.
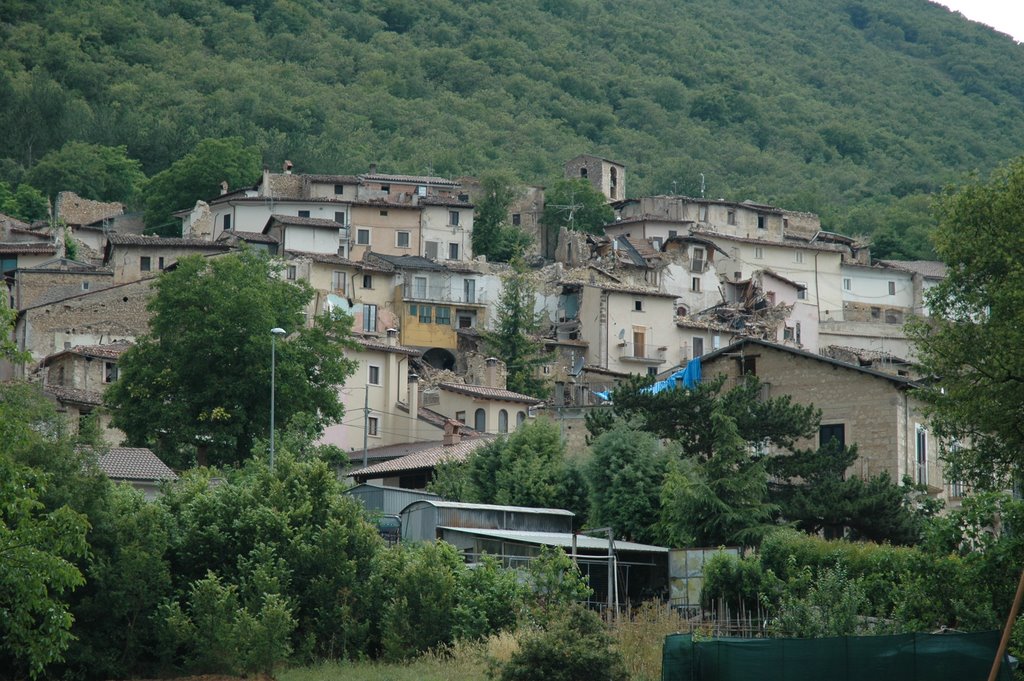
[541,179,613,241]
[585,423,668,544]
[482,261,550,398]
[143,137,261,235]
[0,383,90,679]
[105,250,358,468]
[0,180,48,222]
[472,173,532,263]
[659,410,778,547]
[908,157,1024,489]
[27,142,145,204]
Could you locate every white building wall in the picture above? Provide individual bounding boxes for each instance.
[841,265,915,310]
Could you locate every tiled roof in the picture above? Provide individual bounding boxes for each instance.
[267,214,345,229]
[876,260,947,279]
[304,174,360,184]
[0,212,32,231]
[107,234,230,249]
[42,342,132,366]
[354,337,422,357]
[232,230,278,243]
[361,172,459,186]
[92,447,178,482]
[439,383,544,405]
[350,436,495,478]
[348,440,437,464]
[0,241,57,254]
[371,253,446,271]
[419,197,474,208]
[596,283,678,299]
[45,385,103,405]
[285,250,357,266]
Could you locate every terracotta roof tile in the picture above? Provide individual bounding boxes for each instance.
[350,436,495,478]
[107,234,230,249]
[232,230,278,243]
[0,241,58,254]
[361,172,459,186]
[268,214,345,229]
[438,383,544,405]
[876,260,947,279]
[45,385,103,405]
[41,342,132,366]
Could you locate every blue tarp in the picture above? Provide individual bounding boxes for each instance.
[593,357,701,403]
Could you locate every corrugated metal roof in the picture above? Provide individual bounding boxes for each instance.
[439,527,669,553]
[415,500,574,516]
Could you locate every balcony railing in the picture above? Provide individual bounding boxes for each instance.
[403,284,488,305]
[618,342,668,363]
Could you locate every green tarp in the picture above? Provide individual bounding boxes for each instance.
[662,631,1013,681]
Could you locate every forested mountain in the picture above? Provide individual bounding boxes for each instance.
[3,0,1024,256]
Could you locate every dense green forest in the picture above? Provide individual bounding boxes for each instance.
[3,0,1024,256]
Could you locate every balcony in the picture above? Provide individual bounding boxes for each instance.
[402,283,488,305]
[618,342,668,364]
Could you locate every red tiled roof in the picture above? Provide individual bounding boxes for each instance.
[361,172,459,186]
[438,383,544,405]
[267,214,345,229]
[354,337,422,357]
[232,230,278,243]
[41,342,132,366]
[876,260,947,279]
[0,241,57,254]
[350,436,495,478]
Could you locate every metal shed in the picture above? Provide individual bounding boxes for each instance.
[400,499,575,542]
[345,483,440,516]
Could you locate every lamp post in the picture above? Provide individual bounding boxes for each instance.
[269,327,286,469]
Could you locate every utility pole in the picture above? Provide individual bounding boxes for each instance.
[362,387,370,468]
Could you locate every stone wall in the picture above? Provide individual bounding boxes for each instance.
[55,192,123,225]
[15,268,115,310]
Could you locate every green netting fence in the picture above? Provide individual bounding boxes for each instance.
[663,631,1013,681]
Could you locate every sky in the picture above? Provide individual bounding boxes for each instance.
[936,1,1024,43]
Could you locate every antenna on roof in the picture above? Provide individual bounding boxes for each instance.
[699,173,706,198]
[549,188,583,231]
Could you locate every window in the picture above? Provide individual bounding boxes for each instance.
[498,409,508,434]
[224,214,231,231]
[888,281,896,296]
[368,416,379,436]
[334,184,344,195]
[409,304,417,316]
[464,279,476,303]
[692,337,704,358]
[819,423,846,450]
[396,231,410,248]
[413,276,427,298]
[332,271,345,292]
[727,209,736,225]
[287,265,297,281]
[381,185,390,194]
[699,205,708,222]
[435,306,451,325]
[140,256,151,272]
[632,327,646,358]
[416,185,426,196]
[103,361,118,383]
[368,365,381,385]
[647,367,658,376]
[356,229,370,245]
[448,242,459,260]
[795,321,802,344]
[754,247,763,259]
[81,281,89,291]
[580,167,588,178]
[474,408,486,432]
[362,274,373,288]
[757,215,766,229]
[158,257,165,270]
[691,277,701,292]
[517,411,526,426]
[456,410,466,424]
[512,213,521,226]
[916,425,928,485]
[691,247,706,272]
[795,251,803,263]
[425,241,440,259]
[796,283,807,300]
[379,210,388,216]
[363,304,378,332]
[740,355,757,375]
[843,278,852,291]
[610,167,618,197]
[298,210,310,218]
[449,210,460,226]
[334,211,346,224]
[634,300,643,312]
[419,305,432,323]
[668,229,678,238]
[651,237,663,251]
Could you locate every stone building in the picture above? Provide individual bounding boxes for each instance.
[564,154,626,202]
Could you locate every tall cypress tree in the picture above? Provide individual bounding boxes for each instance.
[482,261,550,398]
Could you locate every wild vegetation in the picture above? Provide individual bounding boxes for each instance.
[4,1,1024,254]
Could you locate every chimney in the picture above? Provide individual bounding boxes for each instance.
[220,180,229,195]
[485,356,500,389]
[386,328,397,346]
[261,165,270,198]
[443,418,462,447]
[369,162,378,175]
[283,160,293,174]
[408,372,419,441]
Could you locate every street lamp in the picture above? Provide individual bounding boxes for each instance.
[269,327,286,469]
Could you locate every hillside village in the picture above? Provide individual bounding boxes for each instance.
[1,153,953,509]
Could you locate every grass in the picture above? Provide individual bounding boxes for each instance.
[279,602,689,681]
